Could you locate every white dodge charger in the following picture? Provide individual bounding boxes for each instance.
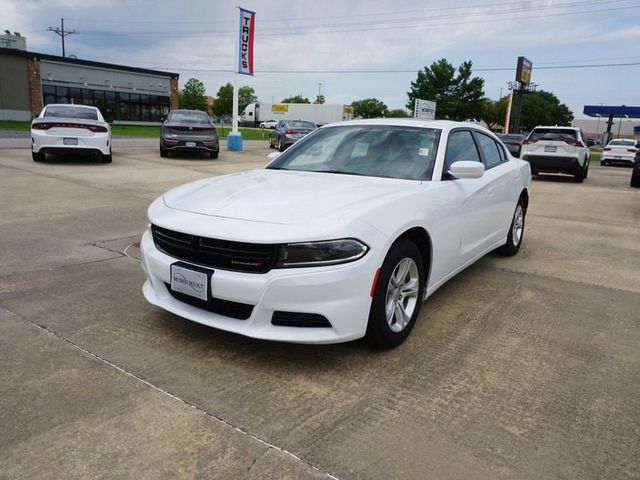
[141,119,531,348]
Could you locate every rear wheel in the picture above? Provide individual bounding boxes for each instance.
[32,150,44,162]
[600,160,606,166]
[160,148,168,158]
[574,165,585,183]
[366,239,425,349]
[278,137,286,152]
[209,151,219,159]
[102,153,112,163]
[498,198,526,256]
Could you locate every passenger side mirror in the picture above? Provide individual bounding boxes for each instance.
[448,161,485,179]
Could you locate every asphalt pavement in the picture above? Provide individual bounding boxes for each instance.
[1,141,639,479]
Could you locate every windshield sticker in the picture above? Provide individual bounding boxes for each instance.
[418,148,430,156]
[352,142,369,158]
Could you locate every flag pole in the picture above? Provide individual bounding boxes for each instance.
[232,6,240,135]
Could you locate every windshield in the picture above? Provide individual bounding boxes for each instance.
[267,125,440,181]
[168,111,210,123]
[44,106,98,120]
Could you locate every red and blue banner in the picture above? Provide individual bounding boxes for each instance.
[238,8,255,76]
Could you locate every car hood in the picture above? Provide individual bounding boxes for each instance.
[162,169,422,226]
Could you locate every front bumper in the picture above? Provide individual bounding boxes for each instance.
[140,229,377,344]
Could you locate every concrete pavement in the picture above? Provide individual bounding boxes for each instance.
[1,143,639,479]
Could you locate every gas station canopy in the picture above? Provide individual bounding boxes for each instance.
[583,105,640,118]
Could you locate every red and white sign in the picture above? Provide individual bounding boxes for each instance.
[238,8,255,76]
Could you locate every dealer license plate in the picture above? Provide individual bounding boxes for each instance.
[63,137,78,145]
[544,146,557,152]
[186,141,196,148]
[170,263,210,301]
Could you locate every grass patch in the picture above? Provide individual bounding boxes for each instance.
[0,121,30,131]
[0,120,270,140]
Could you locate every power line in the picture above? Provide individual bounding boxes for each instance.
[144,61,640,74]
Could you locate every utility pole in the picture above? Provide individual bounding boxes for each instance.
[47,18,78,57]
[317,83,322,97]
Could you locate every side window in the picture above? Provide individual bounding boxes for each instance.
[475,133,503,169]
[443,130,481,177]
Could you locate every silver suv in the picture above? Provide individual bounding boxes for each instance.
[520,126,590,183]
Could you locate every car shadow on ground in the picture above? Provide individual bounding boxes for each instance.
[163,151,215,161]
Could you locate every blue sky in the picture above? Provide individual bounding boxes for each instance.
[2,0,639,119]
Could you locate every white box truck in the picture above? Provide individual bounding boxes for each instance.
[241,103,353,127]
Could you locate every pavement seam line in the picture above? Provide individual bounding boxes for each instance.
[2,306,341,480]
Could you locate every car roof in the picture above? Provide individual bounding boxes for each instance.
[322,118,494,134]
[532,125,578,130]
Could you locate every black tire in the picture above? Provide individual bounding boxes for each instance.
[366,239,425,349]
[631,173,640,188]
[498,198,526,256]
[160,148,168,158]
[102,153,112,163]
[574,165,584,183]
[32,150,44,162]
[210,151,219,159]
[278,137,286,152]
[600,160,606,166]
[531,170,538,176]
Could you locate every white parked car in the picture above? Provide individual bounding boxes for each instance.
[520,126,590,182]
[259,119,278,129]
[601,138,639,166]
[31,104,112,163]
[141,119,531,348]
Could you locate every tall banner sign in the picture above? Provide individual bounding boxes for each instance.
[238,8,255,76]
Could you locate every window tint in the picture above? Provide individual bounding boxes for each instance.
[44,105,98,120]
[475,133,503,169]
[444,130,481,174]
[528,128,577,142]
[168,111,209,123]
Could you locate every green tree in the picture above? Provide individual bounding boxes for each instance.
[213,84,257,116]
[388,108,409,118]
[282,95,310,103]
[407,59,485,121]
[239,86,257,113]
[481,97,508,130]
[179,77,208,112]
[314,94,326,104]
[351,98,388,119]
[519,90,573,131]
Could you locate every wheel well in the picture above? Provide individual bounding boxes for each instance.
[520,189,529,213]
[396,227,432,285]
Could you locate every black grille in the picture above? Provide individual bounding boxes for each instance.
[271,311,332,328]
[165,283,254,320]
[152,225,277,273]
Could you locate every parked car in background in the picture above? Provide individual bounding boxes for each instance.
[31,104,111,163]
[631,149,640,188]
[269,120,317,151]
[601,138,639,166]
[520,126,590,182]
[141,119,531,348]
[585,138,597,147]
[160,110,219,159]
[497,133,525,157]
[259,119,278,129]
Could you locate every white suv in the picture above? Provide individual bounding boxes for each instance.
[520,126,590,183]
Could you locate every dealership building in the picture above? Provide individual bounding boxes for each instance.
[0,43,179,124]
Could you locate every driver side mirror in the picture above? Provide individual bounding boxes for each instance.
[448,161,485,179]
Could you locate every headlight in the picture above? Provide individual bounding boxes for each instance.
[275,238,369,268]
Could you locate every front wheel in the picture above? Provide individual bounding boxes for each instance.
[366,239,425,349]
[498,198,526,256]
